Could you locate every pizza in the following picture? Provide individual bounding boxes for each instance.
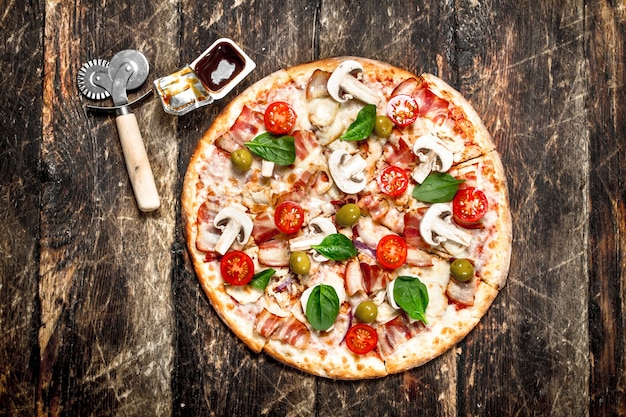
[182,57,512,379]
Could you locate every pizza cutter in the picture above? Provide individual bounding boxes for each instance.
[77,49,160,212]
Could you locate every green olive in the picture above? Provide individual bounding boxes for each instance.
[355,300,378,323]
[289,251,311,275]
[335,203,361,227]
[231,148,252,171]
[450,258,474,282]
[374,115,393,138]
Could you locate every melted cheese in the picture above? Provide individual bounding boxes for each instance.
[225,285,264,304]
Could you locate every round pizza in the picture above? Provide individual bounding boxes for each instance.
[182,57,512,379]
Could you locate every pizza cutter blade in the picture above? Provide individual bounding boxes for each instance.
[77,50,160,212]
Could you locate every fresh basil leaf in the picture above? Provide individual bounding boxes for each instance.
[340,104,377,141]
[311,233,357,261]
[412,172,465,203]
[305,284,340,331]
[393,275,429,324]
[245,132,296,165]
[248,268,275,290]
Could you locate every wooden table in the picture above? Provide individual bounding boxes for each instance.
[1,1,624,416]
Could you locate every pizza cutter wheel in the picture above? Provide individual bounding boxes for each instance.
[77,50,160,212]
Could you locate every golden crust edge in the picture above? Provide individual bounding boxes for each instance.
[262,339,388,380]
[474,150,513,290]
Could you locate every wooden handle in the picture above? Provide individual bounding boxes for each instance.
[115,113,160,212]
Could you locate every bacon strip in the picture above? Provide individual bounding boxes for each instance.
[403,208,430,250]
[257,238,290,266]
[251,212,279,244]
[383,138,415,169]
[345,258,365,296]
[196,201,218,252]
[311,169,332,195]
[360,263,391,294]
[293,129,320,162]
[446,275,479,306]
[414,83,450,125]
[406,246,434,267]
[255,308,283,337]
[376,315,424,356]
[273,314,310,348]
[255,309,311,349]
[358,194,389,223]
[215,106,263,153]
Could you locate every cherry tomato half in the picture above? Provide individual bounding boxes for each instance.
[452,187,489,227]
[376,234,408,269]
[387,94,418,126]
[274,201,305,234]
[345,323,378,354]
[264,101,297,134]
[378,165,409,197]
[220,250,254,285]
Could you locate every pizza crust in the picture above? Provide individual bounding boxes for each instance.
[420,73,496,158]
[263,338,387,379]
[181,141,266,352]
[384,281,499,374]
[182,56,512,379]
[450,150,512,290]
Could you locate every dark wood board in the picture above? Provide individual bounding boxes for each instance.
[0,0,624,416]
[0,1,44,416]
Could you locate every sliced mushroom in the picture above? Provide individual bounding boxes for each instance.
[213,206,254,255]
[419,203,472,247]
[289,217,337,262]
[326,60,380,104]
[411,135,454,183]
[328,150,367,194]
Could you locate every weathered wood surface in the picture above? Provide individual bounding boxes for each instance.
[1,0,624,416]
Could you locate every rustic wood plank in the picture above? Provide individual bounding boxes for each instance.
[0,1,44,416]
[316,0,458,79]
[455,0,590,415]
[36,0,180,415]
[586,2,626,416]
[171,1,320,416]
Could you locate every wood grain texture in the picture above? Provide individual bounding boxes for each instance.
[586,1,626,416]
[0,0,625,416]
[0,1,43,415]
[35,0,180,415]
[456,1,591,414]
